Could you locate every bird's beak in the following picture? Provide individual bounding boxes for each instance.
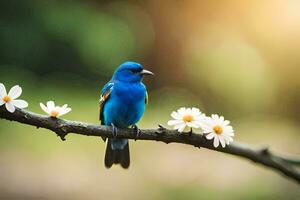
[140,69,154,76]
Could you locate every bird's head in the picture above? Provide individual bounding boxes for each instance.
[112,61,154,82]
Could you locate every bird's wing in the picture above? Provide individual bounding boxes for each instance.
[99,81,114,124]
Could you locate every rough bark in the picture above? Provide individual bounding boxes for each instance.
[0,106,299,184]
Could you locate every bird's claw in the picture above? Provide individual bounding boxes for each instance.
[133,124,141,140]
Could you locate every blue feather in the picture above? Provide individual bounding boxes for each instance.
[100,61,152,168]
[103,82,146,128]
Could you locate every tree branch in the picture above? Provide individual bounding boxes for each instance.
[0,106,299,184]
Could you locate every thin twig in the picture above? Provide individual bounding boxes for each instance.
[0,106,299,184]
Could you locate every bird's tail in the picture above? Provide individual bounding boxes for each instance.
[104,138,130,169]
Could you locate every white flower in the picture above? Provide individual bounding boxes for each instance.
[202,114,234,148]
[40,101,71,118]
[0,83,28,113]
[167,107,206,132]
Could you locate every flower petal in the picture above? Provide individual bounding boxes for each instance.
[186,122,199,128]
[0,83,7,97]
[171,111,181,120]
[211,114,218,120]
[194,113,205,120]
[11,99,28,109]
[61,104,68,109]
[191,107,200,115]
[227,132,234,137]
[223,138,230,145]
[0,99,5,106]
[5,102,15,113]
[47,101,55,110]
[213,136,219,148]
[223,120,230,126]
[177,124,186,132]
[224,125,234,132]
[8,85,22,99]
[206,132,215,140]
[177,107,186,115]
[186,108,192,115]
[192,120,204,127]
[57,107,71,117]
[223,135,233,144]
[168,119,182,126]
[174,122,185,130]
[219,135,226,148]
[40,103,50,114]
[224,127,234,136]
[219,116,224,122]
[201,127,212,133]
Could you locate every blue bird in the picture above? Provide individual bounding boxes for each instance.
[99,61,154,168]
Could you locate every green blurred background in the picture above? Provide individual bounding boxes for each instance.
[0,0,299,199]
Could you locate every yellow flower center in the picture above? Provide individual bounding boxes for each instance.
[213,125,223,135]
[2,95,11,103]
[183,115,193,122]
[50,110,59,118]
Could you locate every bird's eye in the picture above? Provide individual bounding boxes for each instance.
[130,69,142,74]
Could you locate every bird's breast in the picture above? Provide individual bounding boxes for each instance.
[103,82,146,127]
[114,83,146,103]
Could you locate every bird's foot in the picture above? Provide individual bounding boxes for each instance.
[133,124,141,141]
[111,123,118,138]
